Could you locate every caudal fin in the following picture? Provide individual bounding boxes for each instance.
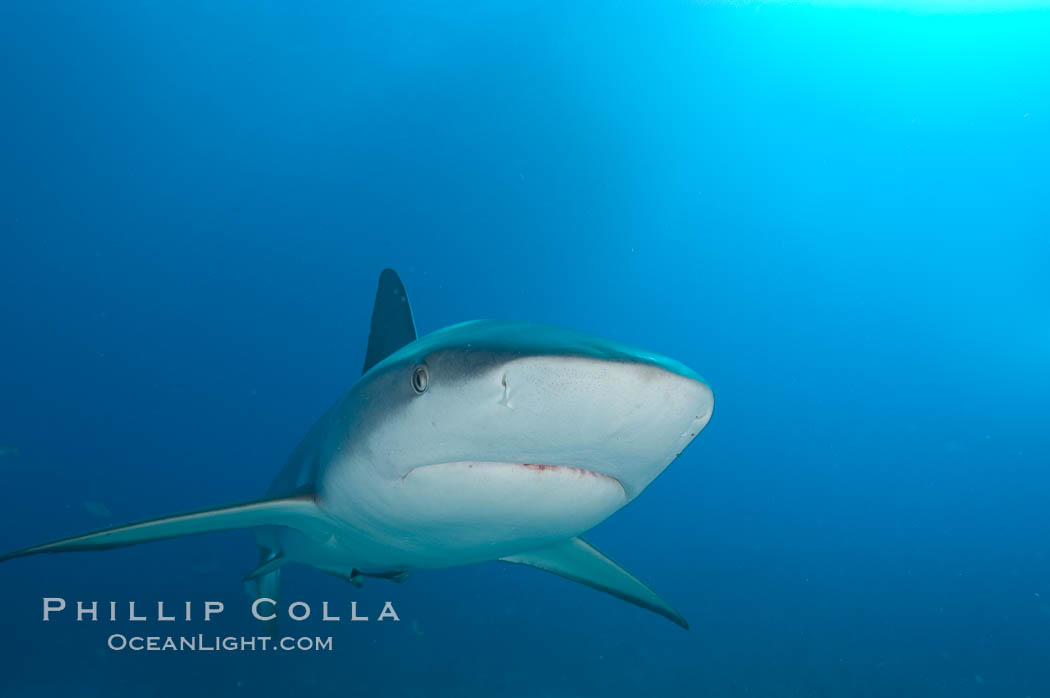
[0,493,320,563]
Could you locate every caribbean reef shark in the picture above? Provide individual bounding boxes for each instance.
[0,269,714,628]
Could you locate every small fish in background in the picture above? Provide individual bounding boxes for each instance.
[190,556,221,576]
[81,500,112,520]
[1037,593,1050,620]
[0,446,20,458]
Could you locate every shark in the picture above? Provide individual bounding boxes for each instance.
[0,269,714,629]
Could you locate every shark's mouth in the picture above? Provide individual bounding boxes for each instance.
[381,460,629,567]
[402,461,626,497]
[521,463,623,489]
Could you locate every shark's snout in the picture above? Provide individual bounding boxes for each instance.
[491,354,713,499]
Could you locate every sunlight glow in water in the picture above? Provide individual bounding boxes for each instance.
[747,0,1050,11]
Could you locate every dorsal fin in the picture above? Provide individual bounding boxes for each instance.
[362,268,416,374]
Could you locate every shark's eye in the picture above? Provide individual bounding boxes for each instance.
[411,364,429,394]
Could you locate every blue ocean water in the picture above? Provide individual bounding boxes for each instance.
[1,1,1048,696]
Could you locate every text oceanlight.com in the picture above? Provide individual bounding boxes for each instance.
[107,634,333,652]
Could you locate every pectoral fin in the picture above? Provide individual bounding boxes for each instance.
[0,493,320,563]
[242,552,287,581]
[246,547,284,639]
[501,537,688,629]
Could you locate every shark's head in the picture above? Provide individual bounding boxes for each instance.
[360,320,712,498]
[321,319,713,565]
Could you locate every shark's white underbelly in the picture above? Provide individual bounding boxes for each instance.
[276,461,628,571]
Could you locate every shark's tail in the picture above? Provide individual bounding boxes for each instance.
[0,493,320,563]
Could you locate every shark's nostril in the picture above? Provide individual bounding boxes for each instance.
[499,373,512,408]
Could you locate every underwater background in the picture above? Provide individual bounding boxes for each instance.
[1,1,1048,696]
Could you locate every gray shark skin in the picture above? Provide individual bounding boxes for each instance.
[1,269,714,629]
